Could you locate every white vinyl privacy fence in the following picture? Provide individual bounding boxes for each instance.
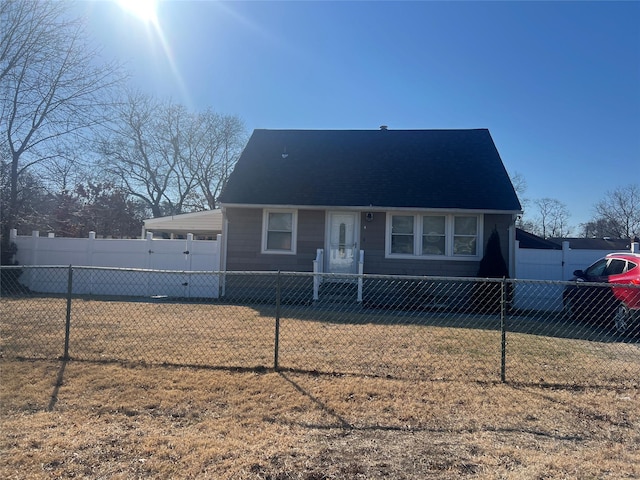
[8,230,638,309]
[514,240,628,281]
[513,240,640,311]
[9,230,222,298]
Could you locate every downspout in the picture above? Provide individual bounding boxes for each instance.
[219,206,229,298]
[508,214,517,279]
[221,206,228,272]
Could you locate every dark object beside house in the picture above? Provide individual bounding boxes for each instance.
[0,241,28,294]
[474,229,511,314]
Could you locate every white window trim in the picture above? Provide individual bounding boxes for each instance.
[261,209,298,255]
[385,213,483,260]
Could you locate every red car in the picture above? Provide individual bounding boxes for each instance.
[563,252,640,336]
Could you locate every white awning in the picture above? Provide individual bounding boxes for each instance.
[143,210,222,237]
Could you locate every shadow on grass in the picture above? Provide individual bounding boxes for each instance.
[47,358,67,412]
[278,371,353,430]
[263,302,637,345]
[7,290,636,345]
[275,371,588,441]
[20,356,634,420]
[86,292,639,345]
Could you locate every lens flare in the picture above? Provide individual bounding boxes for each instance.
[115,0,190,105]
[116,0,158,25]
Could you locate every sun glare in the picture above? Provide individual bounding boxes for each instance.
[113,0,191,107]
[116,0,158,25]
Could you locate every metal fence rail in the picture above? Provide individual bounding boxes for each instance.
[1,266,639,387]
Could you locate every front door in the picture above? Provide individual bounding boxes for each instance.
[326,212,358,274]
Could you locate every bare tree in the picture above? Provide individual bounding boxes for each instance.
[510,171,527,201]
[98,93,193,217]
[580,217,622,239]
[98,92,245,217]
[1,0,125,240]
[532,197,572,238]
[587,184,640,239]
[188,111,245,210]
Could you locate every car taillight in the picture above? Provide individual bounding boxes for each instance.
[631,279,640,285]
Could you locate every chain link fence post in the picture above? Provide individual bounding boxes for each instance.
[500,277,507,383]
[274,271,281,371]
[64,265,73,360]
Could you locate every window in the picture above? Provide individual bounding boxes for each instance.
[387,213,481,259]
[585,258,608,277]
[422,216,446,256]
[262,210,297,254]
[338,222,347,257]
[604,259,626,276]
[391,215,415,254]
[453,216,478,256]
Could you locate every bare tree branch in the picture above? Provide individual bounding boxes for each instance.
[589,184,640,239]
[98,92,246,217]
[532,198,572,238]
[1,0,126,240]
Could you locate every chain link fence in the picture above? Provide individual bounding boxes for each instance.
[1,265,639,386]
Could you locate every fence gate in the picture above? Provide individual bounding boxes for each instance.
[147,238,192,297]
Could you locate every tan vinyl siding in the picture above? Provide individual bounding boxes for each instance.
[225,207,324,271]
[225,208,513,276]
[360,212,513,277]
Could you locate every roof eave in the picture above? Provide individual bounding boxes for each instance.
[220,202,522,215]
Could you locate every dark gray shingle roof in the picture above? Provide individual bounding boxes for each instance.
[549,237,632,250]
[219,129,522,211]
[516,228,562,250]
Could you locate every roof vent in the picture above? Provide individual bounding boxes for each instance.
[379,125,388,130]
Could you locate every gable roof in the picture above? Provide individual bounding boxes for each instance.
[516,228,562,250]
[219,129,522,212]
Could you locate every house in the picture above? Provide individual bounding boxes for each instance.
[142,210,223,239]
[548,236,632,251]
[218,128,522,285]
[516,228,562,250]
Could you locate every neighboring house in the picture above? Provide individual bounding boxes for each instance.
[516,228,562,250]
[218,128,522,281]
[142,210,223,239]
[517,229,635,254]
[548,236,632,251]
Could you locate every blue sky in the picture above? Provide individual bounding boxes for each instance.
[81,0,640,231]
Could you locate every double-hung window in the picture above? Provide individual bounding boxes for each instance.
[262,209,297,254]
[422,215,446,256]
[387,213,481,258]
[391,215,415,254]
[453,216,478,256]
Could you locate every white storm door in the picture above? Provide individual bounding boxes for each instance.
[326,212,358,274]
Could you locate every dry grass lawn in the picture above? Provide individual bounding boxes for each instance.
[2,297,640,478]
[1,359,639,479]
[2,297,639,386]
